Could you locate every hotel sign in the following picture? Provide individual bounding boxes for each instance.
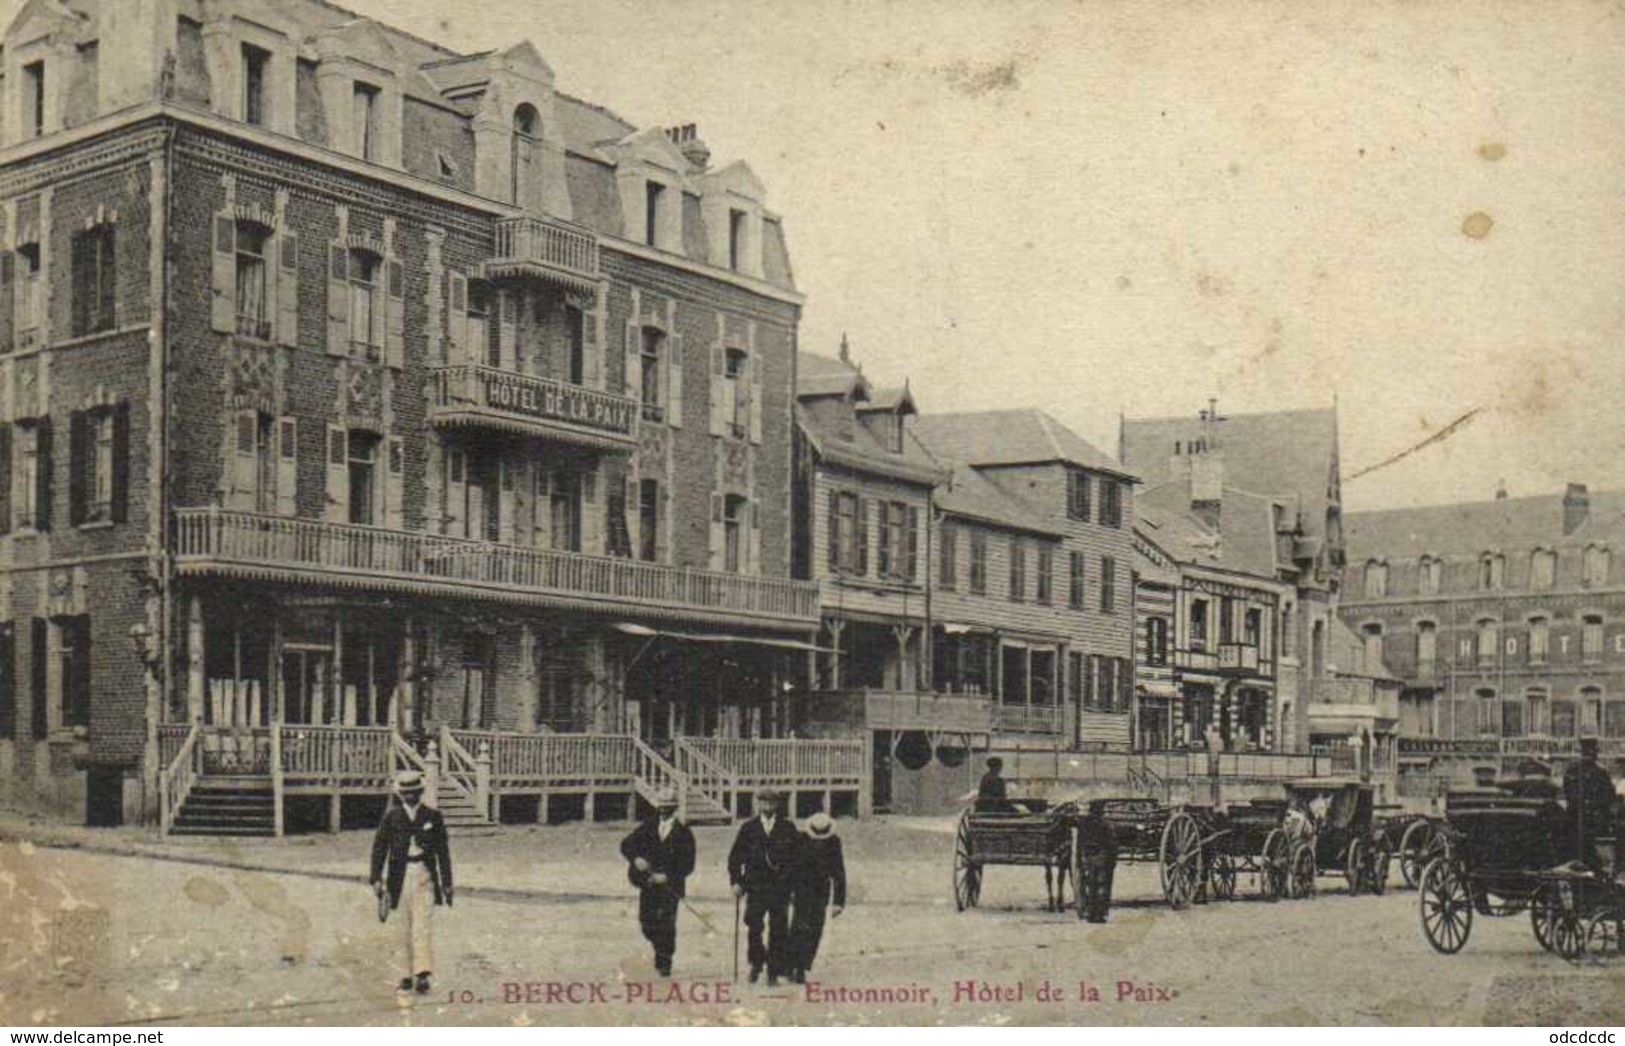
[476,371,636,436]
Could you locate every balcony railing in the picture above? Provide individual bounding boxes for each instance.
[1218,642,1261,673]
[682,737,866,786]
[430,365,638,450]
[484,216,600,292]
[174,507,820,626]
[993,703,1064,735]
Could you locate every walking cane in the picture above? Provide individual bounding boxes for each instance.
[732,892,742,983]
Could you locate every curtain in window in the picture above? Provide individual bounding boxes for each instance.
[236,252,266,326]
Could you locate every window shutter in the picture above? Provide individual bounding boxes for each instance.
[229,410,258,511]
[826,489,840,573]
[69,616,90,727]
[623,475,640,559]
[0,252,14,354]
[382,257,405,368]
[709,493,724,570]
[29,617,46,739]
[110,402,130,523]
[97,230,116,332]
[667,334,684,427]
[447,273,468,366]
[855,496,868,575]
[34,418,50,531]
[876,501,891,578]
[212,216,236,333]
[497,289,516,371]
[531,467,550,548]
[0,424,11,535]
[748,500,761,575]
[324,425,348,523]
[276,232,299,347]
[0,622,13,739]
[581,464,601,555]
[498,456,516,544]
[624,321,641,400]
[385,435,404,531]
[275,416,297,517]
[906,505,920,581]
[67,410,86,526]
[325,245,349,357]
[444,450,466,535]
[708,343,725,436]
[749,352,763,444]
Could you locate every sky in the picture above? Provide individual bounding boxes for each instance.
[24,0,1625,511]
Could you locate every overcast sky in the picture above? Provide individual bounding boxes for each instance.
[32,0,1625,511]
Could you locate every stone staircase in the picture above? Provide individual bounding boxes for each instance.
[170,776,276,836]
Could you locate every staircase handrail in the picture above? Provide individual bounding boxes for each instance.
[674,737,740,819]
[158,722,201,837]
[629,735,689,819]
[437,725,485,812]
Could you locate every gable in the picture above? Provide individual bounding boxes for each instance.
[496,40,555,84]
[316,18,402,76]
[608,126,690,175]
[703,160,766,202]
[5,0,82,46]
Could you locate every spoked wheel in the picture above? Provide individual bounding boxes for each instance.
[953,816,982,911]
[1419,857,1473,954]
[1288,842,1316,899]
[1532,898,1558,953]
[1159,811,1205,910]
[1207,850,1238,902]
[1345,838,1367,896]
[1542,884,1585,960]
[1585,910,1625,960]
[1260,829,1288,901]
[1398,820,1433,889]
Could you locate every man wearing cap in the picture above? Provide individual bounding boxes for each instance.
[976,757,1009,813]
[1564,737,1619,871]
[727,788,802,985]
[369,771,454,995]
[619,789,696,977]
[789,812,846,984]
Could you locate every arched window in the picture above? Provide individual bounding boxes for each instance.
[1418,555,1442,595]
[1474,686,1498,737]
[1417,620,1437,670]
[1585,544,1611,586]
[1530,548,1556,590]
[1363,559,1387,599]
[1476,617,1498,665]
[1361,623,1383,671]
[1479,552,1505,591]
[511,104,539,206]
[1582,614,1605,660]
[1527,615,1549,664]
[1580,685,1604,736]
[723,494,747,573]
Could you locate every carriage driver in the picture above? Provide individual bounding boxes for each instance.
[1564,737,1619,872]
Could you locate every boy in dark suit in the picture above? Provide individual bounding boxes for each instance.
[728,787,802,985]
[620,789,697,977]
[369,771,454,995]
[789,812,846,983]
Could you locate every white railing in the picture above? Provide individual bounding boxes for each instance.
[674,738,740,818]
[993,703,1065,735]
[452,729,635,787]
[175,507,821,623]
[278,724,394,786]
[437,724,489,817]
[158,723,200,837]
[684,738,865,785]
[629,736,688,816]
[492,216,600,279]
[430,365,637,442]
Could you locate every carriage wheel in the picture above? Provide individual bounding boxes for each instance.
[1207,850,1237,902]
[1345,838,1366,896]
[1159,812,1205,910]
[1532,899,1558,953]
[953,817,982,911]
[1419,857,1472,954]
[1260,829,1288,901]
[1398,820,1432,889]
[1585,910,1625,960]
[1288,842,1316,899]
[1540,884,1585,960]
[1367,844,1390,896]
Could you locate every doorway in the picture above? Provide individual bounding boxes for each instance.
[282,646,333,724]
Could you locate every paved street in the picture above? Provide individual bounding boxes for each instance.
[3,819,1623,1027]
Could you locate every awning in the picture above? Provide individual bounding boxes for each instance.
[612,622,833,654]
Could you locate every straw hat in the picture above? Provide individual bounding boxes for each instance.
[806,812,835,837]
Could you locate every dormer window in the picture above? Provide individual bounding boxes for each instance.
[352,82,379,161]
[886,414,903,453]
[728,209,747,271]
[511,105,538,206]
[1531,548,1556,590]
[24,62,45,139]
[644,181,665,247]
[242,44,270,127]
[1479,552,1505,591]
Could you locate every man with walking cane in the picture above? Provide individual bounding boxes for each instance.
[728,787,801,986]
[369,771,454,996]
[620,789,697,978]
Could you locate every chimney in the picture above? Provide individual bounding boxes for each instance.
[665,123,711,170]
[1563,482,1590,535]
[1189,398,1224,523]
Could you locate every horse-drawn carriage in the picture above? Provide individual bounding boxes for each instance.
[1277,779,1390,896]
[1201,797,1303,900]
[951,796,1211,915]
[1418,789,1625,958]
